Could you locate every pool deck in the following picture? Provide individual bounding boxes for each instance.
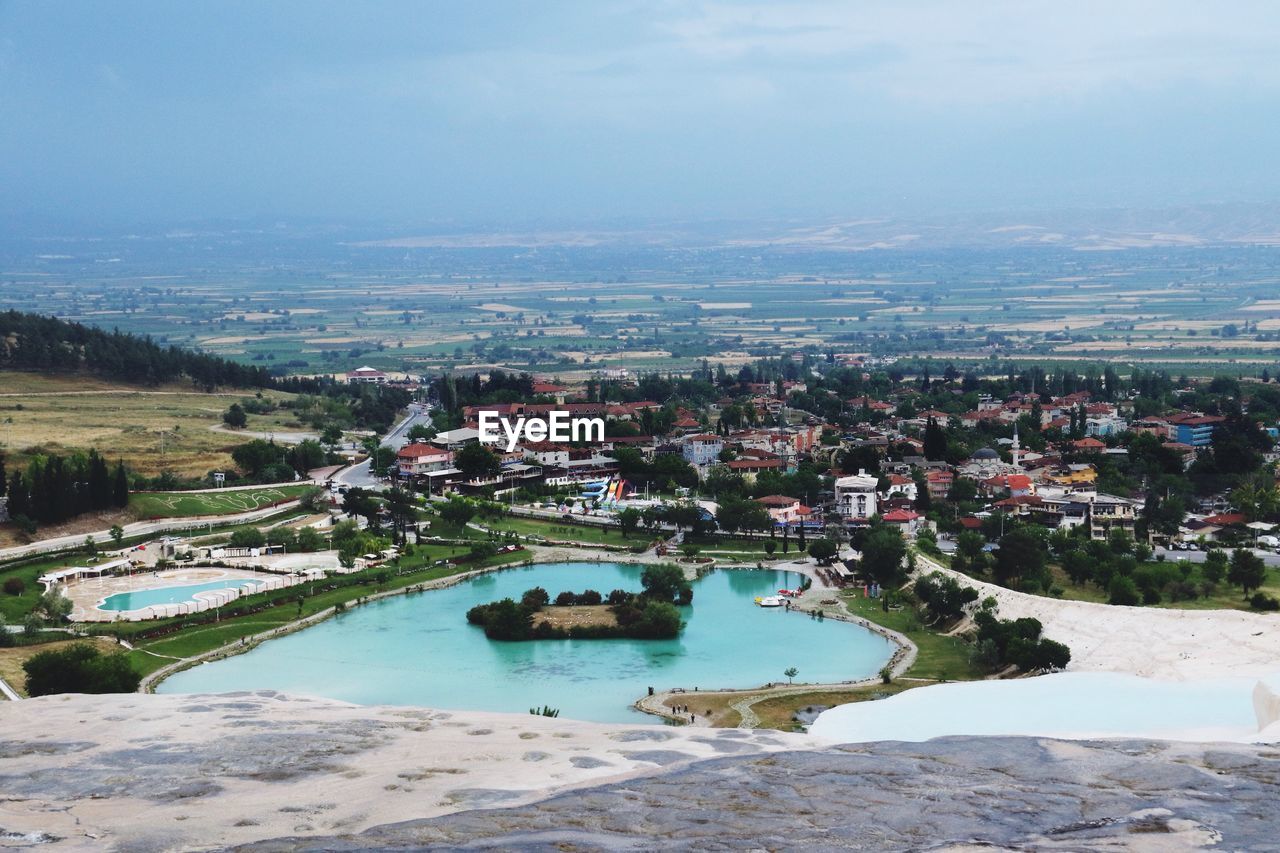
[62,567,297,622]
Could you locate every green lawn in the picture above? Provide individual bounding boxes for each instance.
[478,514,632,547]
[130,485,315,519]
[841,592,985,682]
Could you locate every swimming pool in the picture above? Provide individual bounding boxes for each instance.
[98,579,270,612]
[158,562,896,722]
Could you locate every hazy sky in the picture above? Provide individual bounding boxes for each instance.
[3,1,1279,228]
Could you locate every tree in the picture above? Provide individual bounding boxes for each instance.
[232,439,286,478]
[913,571,979,624]
[1228,548,1267,597]
[320,423,345,448]
[456,442,501,480]
[298,486,330,512]
[861,525,907,587]
[617,507,642,538]
[222,403,248,428]
[229,528,266,548]
[640,563,692,604]
[23,643,141,696]
[1202,548,1229,585]
[36,588,72,623]
[993,528,1046,589]
[715,498,771,533]
[808,538,838,565]
[296,527,325,552]
[111,460,129,508]
[923,417,948,460]
[439,498,477,528]
[405,423,437,443]
[784,666,798,684]
[1108,575,1141,606]
[109,524,124,548]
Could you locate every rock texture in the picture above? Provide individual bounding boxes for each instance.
[2,692,1279,851]
[248,738,1280,851]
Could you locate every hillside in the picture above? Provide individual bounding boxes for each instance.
[0,372,302,478]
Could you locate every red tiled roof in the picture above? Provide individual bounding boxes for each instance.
[882,509,920,522]
[397,442,449,459]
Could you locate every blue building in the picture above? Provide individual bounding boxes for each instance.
[1172,416,1222,448]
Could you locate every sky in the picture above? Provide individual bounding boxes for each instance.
[2,1,1279,229]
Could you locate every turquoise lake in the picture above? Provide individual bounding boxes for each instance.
[99,579,269,611]
[158,562,895,722]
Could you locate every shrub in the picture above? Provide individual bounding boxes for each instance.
[23,643,141,696]
[1249,592,1280,612]
[3,577,25,596]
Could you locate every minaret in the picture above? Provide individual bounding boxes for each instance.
[1011,422,1022,469]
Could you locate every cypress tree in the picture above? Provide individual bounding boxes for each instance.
[112,461,129,508]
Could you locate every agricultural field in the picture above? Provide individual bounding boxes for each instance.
[0,373,303,478]
[1,230,1279,381]
[128,484,316,519]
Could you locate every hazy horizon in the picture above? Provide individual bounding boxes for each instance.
[4,1,1279,230]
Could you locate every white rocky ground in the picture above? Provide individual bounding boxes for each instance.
[0,691,810,850]
[918,554,1280,680]
[3,691,1279,851]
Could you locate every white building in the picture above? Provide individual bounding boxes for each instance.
[834,472,879,521]
[682,434,724,468]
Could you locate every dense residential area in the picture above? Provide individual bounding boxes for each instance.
[390,360,1280,609]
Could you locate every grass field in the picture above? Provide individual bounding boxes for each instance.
[751,681,922,730]
[129,485,315,518]
[841,591,984,682]
[0,373,301,477]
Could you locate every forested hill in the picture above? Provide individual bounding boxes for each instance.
[0,310,275,389]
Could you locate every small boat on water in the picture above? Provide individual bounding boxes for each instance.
[755,595,785,608]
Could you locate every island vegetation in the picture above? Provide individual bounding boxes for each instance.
[466,564,690,641]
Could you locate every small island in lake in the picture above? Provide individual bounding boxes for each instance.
[467,564,691,641]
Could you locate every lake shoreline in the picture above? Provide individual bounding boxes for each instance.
[142,548,910,722]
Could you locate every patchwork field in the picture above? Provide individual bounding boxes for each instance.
[0,373,300,478]
[3,239,1279,379]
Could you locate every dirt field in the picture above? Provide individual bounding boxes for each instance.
[0,373,299,477]
[531,605,619,630]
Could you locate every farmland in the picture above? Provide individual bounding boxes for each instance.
[1,225,1278,382]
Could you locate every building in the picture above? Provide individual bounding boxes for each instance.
[834,473,878,521]
[755,494,806,524]
[1086,494,1137,540]
[1170,414,1224,448]
[725,457,783,483]
[881,508,922,536]
[682,434,724,468]
[925,469,954,501]
[396,443,454,477]
[881,473,918,502]
[347,366,388,384]
[431,427,481,450]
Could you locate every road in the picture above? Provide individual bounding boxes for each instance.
[334,404,433,490]
[1152,546,1280,568]
[0,501,303,564]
